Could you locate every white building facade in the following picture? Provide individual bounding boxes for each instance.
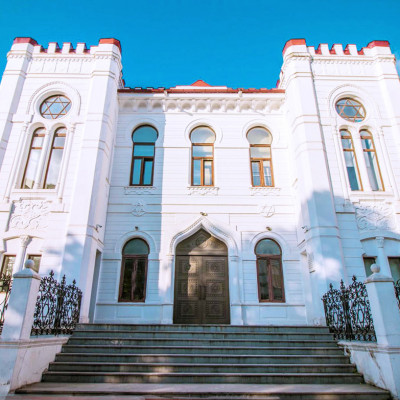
[0,37,399,328]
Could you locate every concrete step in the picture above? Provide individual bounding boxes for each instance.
[75,324,330,334]
[14,383,391,400]
[66,337,338,348]
[55,352,351,365]
[61,344,344,355]
[48,361,357,374]
[41,371,364,384]
[72,329,334,341]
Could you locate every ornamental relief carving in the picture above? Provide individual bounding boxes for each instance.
[176,229,226,254]
[355,203,396,231]
[250,187,281,196]
[259,204,275,218]
[188,186,219,196]
[124,186,158,195]
[131,201,146,217]
[8,200,51,230]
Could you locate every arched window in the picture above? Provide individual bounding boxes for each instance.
[247,127,273,187]
[191,126,216,186]
[44,127,66,189]
[360,130,384,191]
[131,126,158,186]
[119,238,149,302]
[340,130,362,191]
[255,239,284,302]
[22,127,45,189]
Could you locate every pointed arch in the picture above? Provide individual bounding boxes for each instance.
[169,216,239,257]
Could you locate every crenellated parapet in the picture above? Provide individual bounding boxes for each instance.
[7,37,123,86]
[279,39,396,89]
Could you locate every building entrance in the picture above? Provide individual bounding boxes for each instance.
[173,230,230,324]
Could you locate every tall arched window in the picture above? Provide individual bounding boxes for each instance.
[131,126,158,186]
[360,130,384,191]
[22,127,45,189]
[340,130,362,191]
[44,127,66,189]
[255,239,284,302]
[119,238,149,302]
[247,127,273,187]
[191,127,216,186]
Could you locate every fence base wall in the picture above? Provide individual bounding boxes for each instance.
[339,340,400,400]
[0,336,68,395]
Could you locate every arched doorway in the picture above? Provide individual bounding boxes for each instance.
[173,229,230,324]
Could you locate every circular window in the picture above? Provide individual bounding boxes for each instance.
[335,98,366,122]
[40,95,71,119]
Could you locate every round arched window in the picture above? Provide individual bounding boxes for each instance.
[40,95,71,119]
[335,98,366,122]
[190,127,216,186]
[255,239,284,302]
[119,238,149,302]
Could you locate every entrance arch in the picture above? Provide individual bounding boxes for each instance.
[173,229,230,324]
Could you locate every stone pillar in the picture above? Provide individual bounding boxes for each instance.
[1,260,40,340]
[14,235,30,273]
[376,237,392,277]
[365,264,400,347]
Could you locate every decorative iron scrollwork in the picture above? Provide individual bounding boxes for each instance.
[31,271,82,336]
[322,276,376,342]
[0,274,12,335]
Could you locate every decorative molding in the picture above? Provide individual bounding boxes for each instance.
[124,186,158,195]
[375,236,385,248]
[8,200,51,230]
[119,97,284,114]
[131,201,146,217]
[20,235,31,247]
[355,202,395,231]
[187,186,219,196]
[307,252,315,273]
[259,204,275,218]
[250,187,281,196]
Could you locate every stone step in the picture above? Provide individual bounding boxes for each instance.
[75,324,330,334]
[66,337,338,348]
[48,361,356,374]
[61,344,344,355]
[55,352,351,365]
[41,371,364,384]
[72,330,334,341]
[15,383,391,400]
[55,353,350,364]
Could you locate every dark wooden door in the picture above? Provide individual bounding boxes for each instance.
[173,230,230,324]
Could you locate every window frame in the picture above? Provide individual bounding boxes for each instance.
[27,254,42,273]
[360,130,384,191]
[43,127,66,189]
[249,144,274,187]
[130,126,157,187]
[0,255,16,277]
[118,239,149,303]
[255,240,285,303]
[191,142,214,186]
[340,129,363,191]
[21,128,45,189]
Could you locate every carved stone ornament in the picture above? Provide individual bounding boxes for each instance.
[307,252,315,273]
[8,200,51,230]
[250,187,281,196]
[131,201,146,217]
[124,186,157,195]
[187,187,219,196]
[260,204,275,218]
[355,203,395,231]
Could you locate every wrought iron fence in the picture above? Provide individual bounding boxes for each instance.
[31,271,82,336]
[395,279,400,310]
[0,274,12,335]
[322,275,376,342]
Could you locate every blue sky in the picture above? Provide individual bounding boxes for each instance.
[0,0,399,89]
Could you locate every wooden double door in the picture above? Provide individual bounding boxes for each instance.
[173,230,230,324]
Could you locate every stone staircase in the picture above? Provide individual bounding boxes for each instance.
[17,324,391,399]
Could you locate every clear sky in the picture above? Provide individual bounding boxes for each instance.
[0,0,399,89]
